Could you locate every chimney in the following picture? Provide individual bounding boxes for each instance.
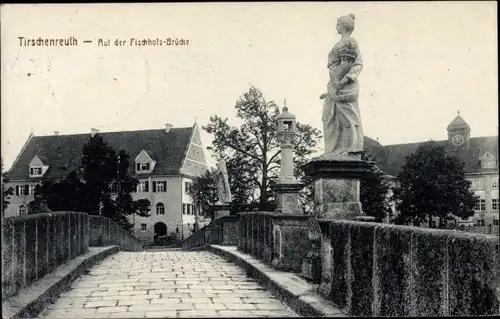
[91,128,99,137]
[54,131,60,136]
[165,123,173,133]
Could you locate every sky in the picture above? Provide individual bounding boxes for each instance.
[1,2,498,171]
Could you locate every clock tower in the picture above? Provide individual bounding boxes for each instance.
[447,111,470,150]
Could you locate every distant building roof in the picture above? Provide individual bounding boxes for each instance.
[447,114,470,131]
[7,127,194,181]
[366,136,498,177]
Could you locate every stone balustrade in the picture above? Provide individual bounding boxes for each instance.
[1,212,89,299]
[183,215,240,249]
[238,212,310,272]
[212,215,239,246]
[183,225,213,248]
[89,216,143,251]
[318,220,500,317]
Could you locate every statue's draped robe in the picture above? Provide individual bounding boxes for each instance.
[216,163,232,204]
[322,37,364,157]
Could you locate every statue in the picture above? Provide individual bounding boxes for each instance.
[319,13,364,160]
[215,159,232,204]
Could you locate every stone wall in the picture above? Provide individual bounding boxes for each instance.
[1,212,89,299]
[238,212,309,273]
[212,215,239,246]
[458,224,499,235]
[182,216,240,248]
[182,225,213,248]
[89,216,143,251]
[319,220,500,317]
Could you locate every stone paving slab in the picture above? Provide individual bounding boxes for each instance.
[207,245,347,317]
[38,250,299,318]
[2,246,119,319]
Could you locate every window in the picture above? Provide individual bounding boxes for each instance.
[492,180,498,189]
[481,159,496,169]
[156,203,165,215]
[185,182,192,195]
[494,219,499,226]
[182,204,196,215]
[176,227,179,233]
[492,199,499,211]
[476,219,486,226]
[110,182,118,194]
[141,224,147,231]
[136,180,149,193]
[470,179,482,189]
[29,167,42,176]
[474,199,486,211]
[153,181,167,192]
[16,185,28,196]
[29,185,37,195]
[19,205,27,215]
[136,162,150,172]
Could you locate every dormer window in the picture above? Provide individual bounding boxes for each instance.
[135,150,156,174]
[136,162,150,172]
[30,167,43,176]
[480,152,497,169]
[28,155,49,178]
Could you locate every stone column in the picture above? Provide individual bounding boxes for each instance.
[270,183,304,215]
[272,105,303,215]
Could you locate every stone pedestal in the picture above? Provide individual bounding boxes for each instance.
[270,183,304,215]
[301,158,376,220]
[269,214,309,272]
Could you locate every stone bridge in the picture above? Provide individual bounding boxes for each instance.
[2,212,499,318]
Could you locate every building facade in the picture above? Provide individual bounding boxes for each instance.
[4,123,208,243]
[365,113,499,226]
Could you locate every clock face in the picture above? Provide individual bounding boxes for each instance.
[452,134,464,146]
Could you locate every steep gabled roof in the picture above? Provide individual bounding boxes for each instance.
[7,127,194,181]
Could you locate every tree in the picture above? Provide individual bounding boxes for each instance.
[394,141,477,227]
[134,199,152,217]
[360,153,392,222]
[203,87,322,211]
[2,159,14,215]
[30,135,150,231]
[190,167,218,218]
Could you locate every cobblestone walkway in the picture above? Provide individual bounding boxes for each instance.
[39,250,299,318]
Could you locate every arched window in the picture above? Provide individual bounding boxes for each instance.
[156,202,165,215]
[19,205,27,215]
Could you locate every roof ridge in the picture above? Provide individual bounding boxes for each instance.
[34,127,192,138]
[382,139,447,147]
[7,126,198,180]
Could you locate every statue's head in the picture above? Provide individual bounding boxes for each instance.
[336,13,356,35]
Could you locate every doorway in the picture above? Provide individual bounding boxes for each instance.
[154,222,167,245]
